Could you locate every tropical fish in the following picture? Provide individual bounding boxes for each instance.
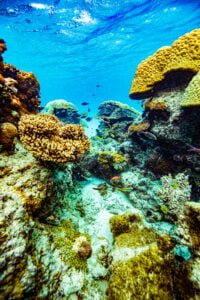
[86,117,92,122]
[81,102,89,105]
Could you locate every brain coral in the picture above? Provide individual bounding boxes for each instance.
[18,114,90,163]
[129,29,200,99]
[181,72,200,107]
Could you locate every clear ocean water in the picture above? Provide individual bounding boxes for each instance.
[1,0,200,114]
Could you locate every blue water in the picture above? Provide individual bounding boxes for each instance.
[0,0,200,114]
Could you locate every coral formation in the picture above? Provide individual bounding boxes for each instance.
[19,114,90,163]
[85,150,128,181]
[128,122,150,133]
[44,99,81,124]
[0,122,18,150]
[181,71,200,107]
[0,143,53,211]
[130,29,200,99]
[97,100,140,140]
[158,173,191,221]
[108,213,175,300]
[0,40,41,150]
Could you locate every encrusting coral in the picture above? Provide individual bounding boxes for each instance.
[129,29,200,99]
[181,71,200,107]
[18,114,90,163]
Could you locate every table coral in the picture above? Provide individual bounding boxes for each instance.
[129,29,200,99]
[18,114,90,163]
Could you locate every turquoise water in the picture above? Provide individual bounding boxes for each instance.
[1,0,200,114]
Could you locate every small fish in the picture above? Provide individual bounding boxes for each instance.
[96,84,100,87]
[81,102,89,106]
[110,176,121,183]
[92,94,95,96]
[25,19,31,23]
[88,108,91,112]
[86,117,92,122]
[138,131,157,140]
[187,145,200,154]
[116,187,132,193]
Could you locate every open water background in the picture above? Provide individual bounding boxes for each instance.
[0,0,200,114]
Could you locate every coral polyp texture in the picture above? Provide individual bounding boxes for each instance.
[129,29,200,99]
[18,114,90,163]
[181,71,200,107]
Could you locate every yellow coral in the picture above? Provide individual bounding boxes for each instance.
[181,72,200,107]
[108,213,175,300]
[128,122,150,133]
[130,29,200,99]
[18,114,90,163]
[98,151,126,164]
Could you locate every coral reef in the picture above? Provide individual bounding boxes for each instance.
[1,28,200,300]
[97,100,140,140]
[130,28,200,99]
[19,114,90,163]
[44,99,81,124]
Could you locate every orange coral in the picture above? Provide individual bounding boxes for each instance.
[130,29,200,99]
[145,100,167,110]
[0,39,7,54]
[128,122,150,133]
[0,39,42,150]
[0,122,18,149]
[0,74,5,84]
[19,114,90,163]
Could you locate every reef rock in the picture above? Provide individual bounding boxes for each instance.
[43,99,81,124]
[97,100,141,140]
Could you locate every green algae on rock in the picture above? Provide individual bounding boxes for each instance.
[108,213,175,300]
